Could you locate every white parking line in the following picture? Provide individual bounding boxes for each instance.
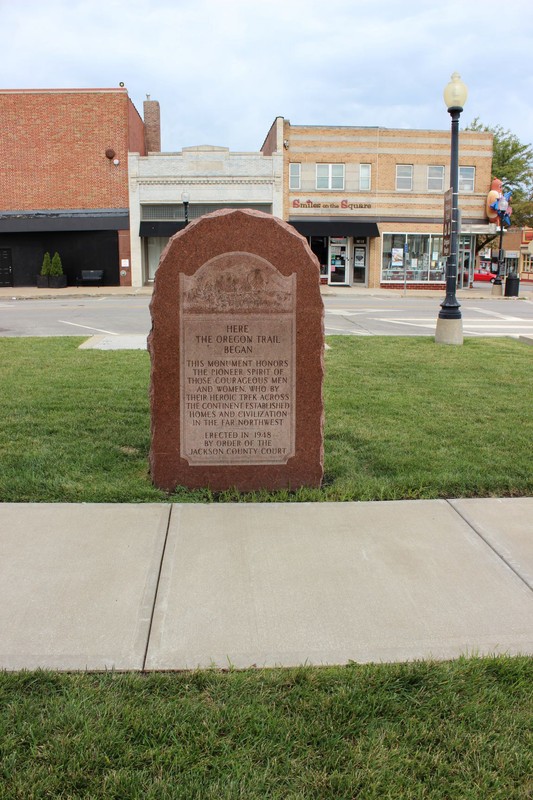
[375,317,533,336]
[373,317,436,322]
[376,316,533,327]
[468,307,524,321]
[58,320,119,335]
[462,323,533,328]
[328,308,392,315]
[325,326,372,335]
[379,320,436,329]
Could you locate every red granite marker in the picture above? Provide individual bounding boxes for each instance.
[148,208,324,492]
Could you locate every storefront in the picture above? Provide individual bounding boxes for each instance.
[0,210,128,287]
[380,231,476,288]
[520,228,533,283]
[262,117,494,291]
[288,220,378,286]
[139,202,274,283]
[129,146,283,287]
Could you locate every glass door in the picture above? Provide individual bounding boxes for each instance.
[328,237,350,285]
[458,235,473,288]
[353,238,367,284]
[145,236,169,282]
[308,236,329,283]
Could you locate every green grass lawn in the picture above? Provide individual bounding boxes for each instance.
[1,342,532,798]
[1,657,531,799]
[0,335,531,502]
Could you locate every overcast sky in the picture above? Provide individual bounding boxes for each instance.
[2,0,532,152]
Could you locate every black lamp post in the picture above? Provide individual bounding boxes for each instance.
[181,191,190,226]
[492,194,510,287]
[436,72,468,345]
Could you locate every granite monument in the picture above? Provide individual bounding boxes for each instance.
[149,208,324,492]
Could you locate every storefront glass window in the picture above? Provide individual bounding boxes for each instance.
[381,234,475,283]
[504,257,519,274]
[381,233,447,282]
[429,236,446,281]
[382,234,406,280]
[407,234,430,280]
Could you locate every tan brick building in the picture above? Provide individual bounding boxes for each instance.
[262,117,493,288]
[519,228,533,284]
[0,88,159,287]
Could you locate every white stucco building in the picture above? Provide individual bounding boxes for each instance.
[128,145,283,286]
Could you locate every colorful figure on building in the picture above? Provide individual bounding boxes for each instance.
[486,177,512,227]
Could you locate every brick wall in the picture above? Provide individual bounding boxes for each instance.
[0,88,141,211]
[128,99,147,156]
[283,123,493,224]
[143,99,161,153]
[260,117,283,156]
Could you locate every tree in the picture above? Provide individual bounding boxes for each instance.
[465,118,533,230]
[40,252,51,277]
[50,252,63,277]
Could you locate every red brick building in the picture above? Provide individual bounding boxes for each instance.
[0,88,159,287]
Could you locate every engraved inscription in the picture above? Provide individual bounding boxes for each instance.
[180,254,296,466]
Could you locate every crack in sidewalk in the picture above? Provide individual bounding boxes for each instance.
[142,504,174,671]
[446,499,532,593]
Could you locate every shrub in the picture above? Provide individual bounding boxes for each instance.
[50,252,63,277]
[40,252,52,276]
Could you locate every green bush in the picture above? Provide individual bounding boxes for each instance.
[40,252,52,277]
[50,252,63,277]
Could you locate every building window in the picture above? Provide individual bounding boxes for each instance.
[396,165,413,191]
[141,204,183,220]
[428,165,445,192]
[381,233,475,283]
[316,163,345,190]
[381,233,444,282]
[459,166,475,192]
[141,202,272,221]
[289,163,301,190]
[359,163,371,191]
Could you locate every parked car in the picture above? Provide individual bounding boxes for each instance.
[473,268,497,283]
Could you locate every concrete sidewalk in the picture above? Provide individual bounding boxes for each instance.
[2,283,530,301]
[1,498,531,671]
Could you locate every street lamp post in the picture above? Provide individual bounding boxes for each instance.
[491,193,511,294]
[435,72,468,345]
[181,191,190,226]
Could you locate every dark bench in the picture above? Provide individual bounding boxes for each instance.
[76,269,104,287]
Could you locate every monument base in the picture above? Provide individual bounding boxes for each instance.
[435,317,463,345]
[491,282,503,297]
